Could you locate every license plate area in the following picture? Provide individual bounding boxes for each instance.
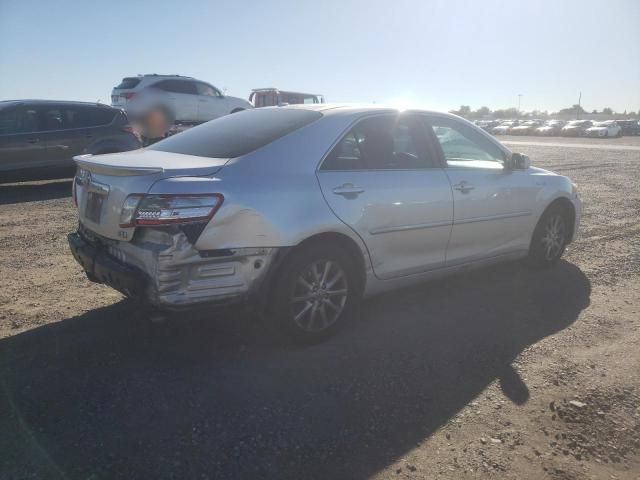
[85,191,105,224]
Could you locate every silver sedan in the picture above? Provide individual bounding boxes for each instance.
[68,105,582,343]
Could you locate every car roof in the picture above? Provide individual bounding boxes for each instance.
[280,103,468,120]
[252,88,323,96]
[0,99,117,109]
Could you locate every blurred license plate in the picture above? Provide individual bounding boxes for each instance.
[85,192,104,224]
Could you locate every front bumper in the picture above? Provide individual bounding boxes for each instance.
[68,226,279,310]
[571,195,582,242]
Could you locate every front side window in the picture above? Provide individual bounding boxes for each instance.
[196,82,219,97]
[321,115,432,171]
[426,116,506,166]
[0,108,39,135]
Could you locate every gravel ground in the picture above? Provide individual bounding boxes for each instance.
[0,136,639,480]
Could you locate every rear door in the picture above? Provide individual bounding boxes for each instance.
[0,106,46,175]
[317,114,453,279]
[424,115,541,265]
[152,79,198,122]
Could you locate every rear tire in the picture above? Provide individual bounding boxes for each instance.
[526,206,570,268]
[271,244,360,345]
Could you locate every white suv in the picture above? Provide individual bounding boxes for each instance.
[111,74,252,126]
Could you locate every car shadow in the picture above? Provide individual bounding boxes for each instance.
[0,261,590,479]
[0,179,72,206]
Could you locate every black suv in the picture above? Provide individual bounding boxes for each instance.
[0,100,141,182]
[616,119,640,136]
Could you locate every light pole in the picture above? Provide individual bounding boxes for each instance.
[517,94,523,116]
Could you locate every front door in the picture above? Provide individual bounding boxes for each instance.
[424,115,541,265]
[317,114,453,279]
[195,82,228,121]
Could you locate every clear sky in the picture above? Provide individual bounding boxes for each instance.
[1,0,639,113]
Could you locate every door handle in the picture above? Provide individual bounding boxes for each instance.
[26,138,40,144]
[54,144,70,149]
[453,181,474,193]
[332,184,365,196]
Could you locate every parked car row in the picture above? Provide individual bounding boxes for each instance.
[476,118,640,137]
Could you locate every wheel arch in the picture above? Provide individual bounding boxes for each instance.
[261,231,368,311]
[539,196,576,240]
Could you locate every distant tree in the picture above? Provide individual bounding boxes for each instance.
[592,109,598,114]
[558,104,586,117]
[450,105,472,117]
[493,107,519,119]
[475,106,491,117]
[602,107,613,115]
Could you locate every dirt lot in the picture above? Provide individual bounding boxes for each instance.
[1,136,639,480]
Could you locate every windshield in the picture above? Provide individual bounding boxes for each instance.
[149,108,322,158]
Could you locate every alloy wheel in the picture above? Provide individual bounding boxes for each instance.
[291,260,348,332]
[541,214,566,260]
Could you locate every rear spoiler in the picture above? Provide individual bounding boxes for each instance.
[74,155,163,176]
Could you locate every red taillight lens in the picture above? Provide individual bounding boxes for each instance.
[121,92,137,100]
[119,194,224,228]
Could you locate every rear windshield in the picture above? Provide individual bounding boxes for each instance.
[115,77,141,89]
[149,108,322,158]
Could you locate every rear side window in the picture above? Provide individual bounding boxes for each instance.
[116,77,141,89]
[149,108,322,158]
[0,108,39,135]
[83,107,116,127]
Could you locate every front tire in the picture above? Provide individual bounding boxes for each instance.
[526,206,570,268]
[271,244,359,345]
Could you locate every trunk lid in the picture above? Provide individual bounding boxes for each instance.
[73,150,229,241]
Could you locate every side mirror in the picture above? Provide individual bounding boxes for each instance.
[507,152,531,170]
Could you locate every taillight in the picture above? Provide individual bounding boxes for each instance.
[121,92,137,100]
[119,194,224,228]
[72,177,78,207]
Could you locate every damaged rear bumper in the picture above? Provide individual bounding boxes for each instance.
[68,226,279,310]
